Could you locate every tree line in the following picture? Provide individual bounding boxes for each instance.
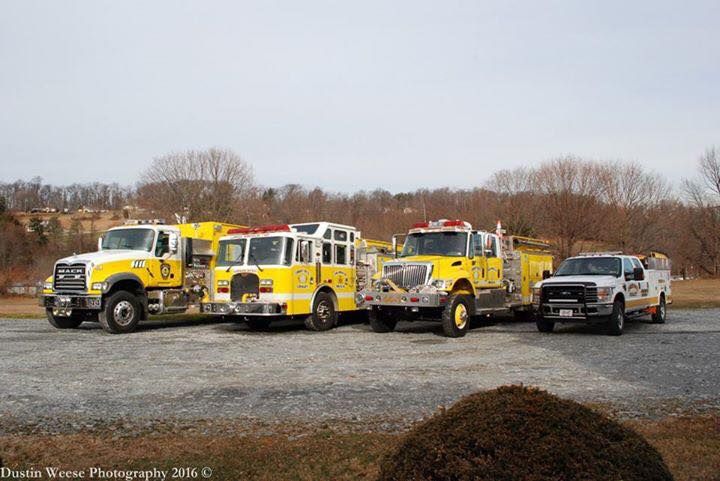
[2,147,720,290]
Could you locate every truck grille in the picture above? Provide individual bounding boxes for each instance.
[53,263,87,292]
[231,273,259,301]
[382,264,430,289]
[542,284,598,303]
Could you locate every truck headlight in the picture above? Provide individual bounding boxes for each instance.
[92,282,107,291]
[596,287,613,303]
[532,287,541,303]
[44,282,53,291]
[432,279,451,289]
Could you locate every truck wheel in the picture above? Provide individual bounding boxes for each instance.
[536,317,555,333]
[305,292,337,331]
[246,318,272,331]
[606,299,625,336]
[651,295,667,324]
[98,291,141,334]
[45,309,84,329]
[369,307,397,333]
[441,294,472,338]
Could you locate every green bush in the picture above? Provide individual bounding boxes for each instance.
[378,385,673,481]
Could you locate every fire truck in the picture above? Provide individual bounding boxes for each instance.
[201,222,395,330]
[40,221,244,333]
[359,219,553,337]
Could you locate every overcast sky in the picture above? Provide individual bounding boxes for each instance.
[1,0,718,192]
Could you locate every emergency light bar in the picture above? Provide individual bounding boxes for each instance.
[228,224,291,235]
[411,219,472,230]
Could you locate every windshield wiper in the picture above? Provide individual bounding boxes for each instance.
[225,252,246,272]
[248,252,264,272]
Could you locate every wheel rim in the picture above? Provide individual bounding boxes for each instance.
[617,310,624,329]
[113,300,135,326]
[660,301,666,319]
[316,300,332,322]
[454,303,468,329]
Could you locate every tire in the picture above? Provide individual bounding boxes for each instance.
[304,291,338,331]
[651,295,667,324]
[98,291,142,334]
[536,317,555,333]
[441,294,473,338]
[606,299,625,336]
[246,318,272,330]
[369,307,397,333]
[46,309,84,329]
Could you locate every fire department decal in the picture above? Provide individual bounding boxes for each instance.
[160,263,171,279]
[296,269,310,289]
[334,271,349,288]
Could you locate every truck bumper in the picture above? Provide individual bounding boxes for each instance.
[359,290,447,308]
[39,294,102,310]
[538,302,613,321]
[201,301,287,316]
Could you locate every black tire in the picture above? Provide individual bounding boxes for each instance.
[246,317,272,330]
[606,299,625,336]
[536,317,555,333]
[304,291,337,331]
[98,290,142,334]
[46,308,84,329]
[369,307,397,333]
[441,294,473,338]
[651,295,667,324]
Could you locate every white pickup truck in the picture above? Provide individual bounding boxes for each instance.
[532,252,671,335]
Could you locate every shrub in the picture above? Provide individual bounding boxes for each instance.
[378,385,673,481]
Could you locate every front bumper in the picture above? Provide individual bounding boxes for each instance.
[201,301,287,316]
[538,302,613,321]
[359,290,447,308]
[39,294,102,310]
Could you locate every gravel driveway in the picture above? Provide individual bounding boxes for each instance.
[1,309,718,432]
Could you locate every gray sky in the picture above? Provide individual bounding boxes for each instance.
[1,0,718,192]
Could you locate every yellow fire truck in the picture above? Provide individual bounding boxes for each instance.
[40,221,244,333]
[359,219,553,337]
[201,222,395,331]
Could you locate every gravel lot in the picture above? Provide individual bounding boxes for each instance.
[1,309,718,432]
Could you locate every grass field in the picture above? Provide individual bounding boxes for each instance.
[1,413,718,481]
[3,278,718,319]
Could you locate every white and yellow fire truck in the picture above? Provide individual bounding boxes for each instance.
[40,221,244,333]
[201,222,395,330]
[359,219,553,337]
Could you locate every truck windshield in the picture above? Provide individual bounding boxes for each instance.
[248,236,287,265]
[400,232,467,257]
[554,257,621,277]
[216,239,247,267]
[101,229,155,251]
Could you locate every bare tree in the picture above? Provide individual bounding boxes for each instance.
[137,148,255,223]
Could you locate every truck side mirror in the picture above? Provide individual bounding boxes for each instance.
[633,267,644,281]
[169,233,179,254]
[391,236,398,259]
[542,270,551,280]
[97,236,103,251]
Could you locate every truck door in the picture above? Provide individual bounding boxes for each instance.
[485,234,503,288]
[471,232,488,289]
[293,237,315,315]
[153,229,182,287]
[623,257,641,306]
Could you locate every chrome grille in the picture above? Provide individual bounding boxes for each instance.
[53,263,87,292]
[542,284,597,303]
[231,273,259,301]
[382,264,430,289]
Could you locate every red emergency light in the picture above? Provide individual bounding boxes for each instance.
[412,222,430,229]
[410,220,469,230]
[228,224,291,235]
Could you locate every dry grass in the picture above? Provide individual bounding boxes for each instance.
[1,414,718,481]
[0,296,43,318]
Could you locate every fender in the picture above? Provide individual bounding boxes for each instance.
[310,285,338,311]
[102,273,145,294]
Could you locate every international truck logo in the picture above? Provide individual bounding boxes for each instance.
[160,263,171,279]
